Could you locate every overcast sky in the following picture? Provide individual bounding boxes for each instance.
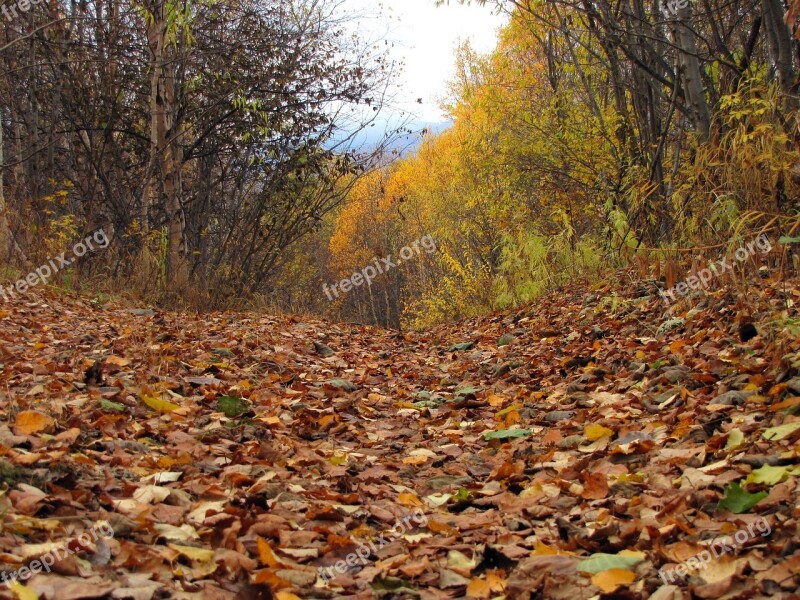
[343,0,507,124]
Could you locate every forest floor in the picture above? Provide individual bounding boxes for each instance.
[0,274,799,599]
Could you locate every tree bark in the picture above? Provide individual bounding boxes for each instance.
[674,5,711,142]
[145,0,187,292]
[0,109,11,263]
[762,0,796,98]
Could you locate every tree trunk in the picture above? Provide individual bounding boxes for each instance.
[146,0,187,292]
[0,110,11,263]
[674,5,711,142]
[762,0,796,98]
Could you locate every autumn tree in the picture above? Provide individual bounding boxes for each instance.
[440,0,800,245]
[0,0,393,303]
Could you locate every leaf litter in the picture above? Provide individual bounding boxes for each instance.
[0,279,798,598]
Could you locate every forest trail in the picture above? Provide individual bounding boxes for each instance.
[1,277,799,599]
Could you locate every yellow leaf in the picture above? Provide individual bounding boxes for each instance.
[9,581,39,600]
[763,422,800,441]
[14,410,55,435]
[585,424,613,441]
[168,544,214,563]
[329,453,347,466]
[141,395,180,413]
[257,537,282,567]
[397,492,423,507]
[496,403,522,417]
[725,428,745,450]
[447,549,476,570]
[276,593,302,600]
[591,568,636,593]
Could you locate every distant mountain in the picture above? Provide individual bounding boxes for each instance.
[342,120,452,157]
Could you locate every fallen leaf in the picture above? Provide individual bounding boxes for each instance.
[13,411,55,435]
[591,568,636,593]
[141,394,180,412]
[577,553,644,574]
[717,482,767,513]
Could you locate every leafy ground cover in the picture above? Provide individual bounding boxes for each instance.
[0,276,799,599]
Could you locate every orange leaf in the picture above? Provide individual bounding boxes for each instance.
[427,520,458,535]
[105,355,130,367]
[251,568,290,588]
[257,537,282,567]
[591,568,636,593]
[14,410,55,435]
[542,428,563,446]
[488,394,506,407]
[319,414,337,427]
[531,541,572,555]
[504,410,521,427]
[398,492,423,507]
[486,570,506,592]
[770,397,800,411]
[581,472,609,499]
[466,578,492,598]
[670,340,687,353]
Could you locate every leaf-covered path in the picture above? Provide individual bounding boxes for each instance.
[1,279,799,599]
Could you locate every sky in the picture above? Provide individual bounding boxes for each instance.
[343,0,508,125]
